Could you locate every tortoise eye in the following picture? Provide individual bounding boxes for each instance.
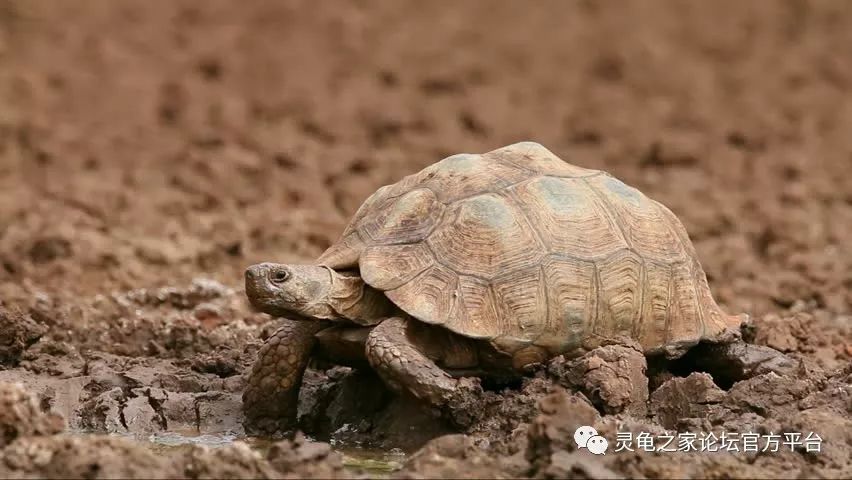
[270,270,290,284]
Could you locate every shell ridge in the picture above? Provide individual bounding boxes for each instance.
[444,176,532,205]
[664,263,675,344]
[531,264,549,345]
[503,188,550,261]
[634,255,647,341]
[591,263,602,336]
[431,256,490,283]
[581,177,633,249]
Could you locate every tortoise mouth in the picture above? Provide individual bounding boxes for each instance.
[244,290,310,319]
[245,266,284,312]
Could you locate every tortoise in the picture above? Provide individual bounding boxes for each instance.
[242,141,748,431]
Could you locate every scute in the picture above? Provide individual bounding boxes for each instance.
[318,184,397,269]
[638,261,672,351]
[491,266,548,344]
[512,176,628,259]
[358,187,444,245]
[426,194,545,279]
[385,264,459,327]
[446,276,502,338]
[667,261,704,346]
[360,243,435,291]
[586,175,688,263]
[595,249,643,339]
[541,257,596,352]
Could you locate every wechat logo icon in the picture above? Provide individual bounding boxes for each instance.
[574,426,608,455]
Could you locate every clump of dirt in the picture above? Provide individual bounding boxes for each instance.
[751,309,851,371]
[1,435,177,479]
[649,373,727,430]
[0,382,63,448]
[1,434,358,479]
[396,434,524,479]
[266,433,349,479]
[549,341,649,416]
[525,389,603,477]
[0,308,46,366]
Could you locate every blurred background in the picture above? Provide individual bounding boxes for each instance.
[1,0,850,320]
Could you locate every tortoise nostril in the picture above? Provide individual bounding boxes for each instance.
[245,266,261,280]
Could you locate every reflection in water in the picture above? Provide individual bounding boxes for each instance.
[139,431,405,476]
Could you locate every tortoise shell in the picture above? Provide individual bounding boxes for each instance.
[318,142,741,356]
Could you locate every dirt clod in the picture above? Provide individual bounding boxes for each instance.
[0,308,46,366]
[550,343,649,416]
[267,433,349,479]
[650,373,726,430]
[0,382,64,448]
[397,434,522,479]
[526,389,601,476]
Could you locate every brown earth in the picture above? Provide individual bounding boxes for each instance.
[0,0,850,478]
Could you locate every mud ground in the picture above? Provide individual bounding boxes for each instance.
[0,0,850,478]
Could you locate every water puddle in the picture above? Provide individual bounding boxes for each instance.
[73,430,406,476]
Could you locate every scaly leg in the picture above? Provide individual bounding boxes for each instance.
[365,317,467,408]
[242,319,328,434]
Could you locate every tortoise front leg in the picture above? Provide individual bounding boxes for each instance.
[242,319,328,434]
[365,317,470,408]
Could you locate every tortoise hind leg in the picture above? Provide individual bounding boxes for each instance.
[242,319,328,434]
[365,317,476,409]
[677,340,797,388]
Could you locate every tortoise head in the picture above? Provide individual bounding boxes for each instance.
[244,263,338,319]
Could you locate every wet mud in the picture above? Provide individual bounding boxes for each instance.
[1,0,850,478]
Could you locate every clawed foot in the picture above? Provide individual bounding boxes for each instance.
[244,415,297,436]
[442,377,490,429]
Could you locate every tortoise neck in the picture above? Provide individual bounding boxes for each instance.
[327,268,396,325]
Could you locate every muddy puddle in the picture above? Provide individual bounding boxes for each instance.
[100,431,406,476]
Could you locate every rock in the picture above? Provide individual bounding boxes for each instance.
[798,364,852,414]
[195,391,244,434]
[19,340,85,378]
[191,350,239,377]
[74,386,128,433]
